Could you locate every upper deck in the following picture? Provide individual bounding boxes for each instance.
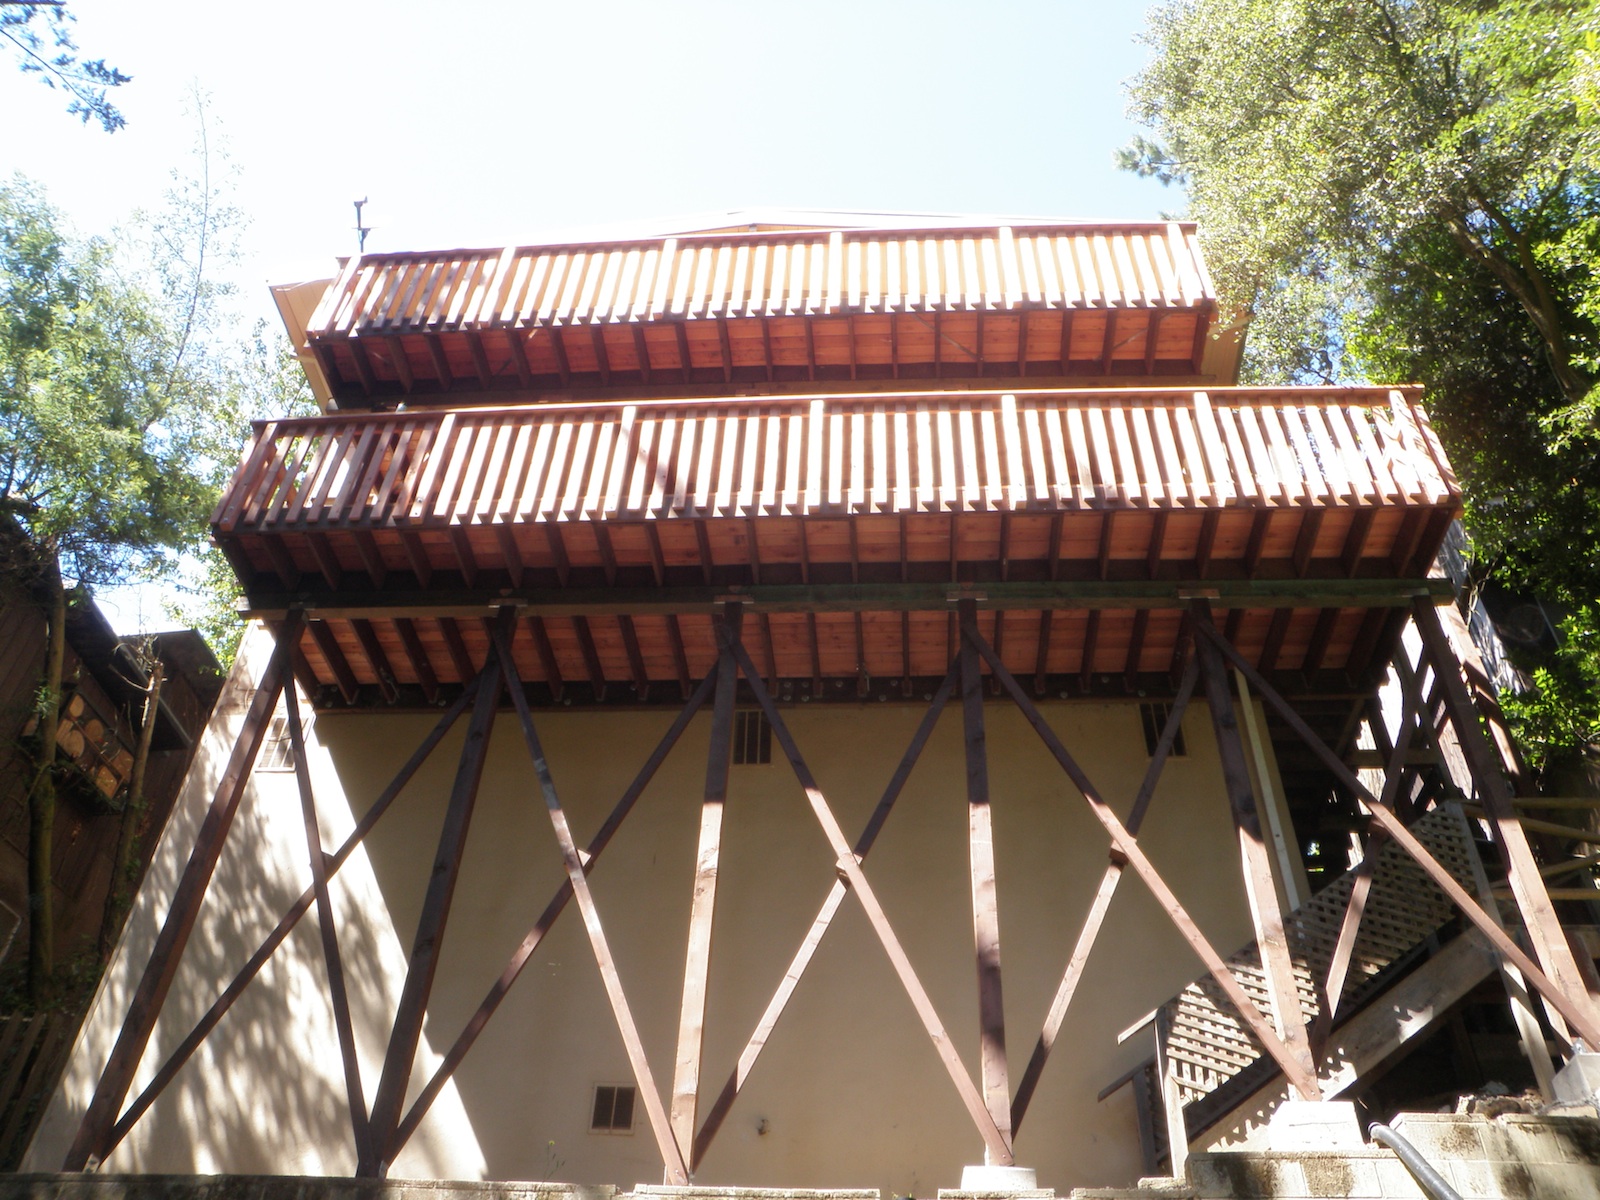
[280,221,1237,408]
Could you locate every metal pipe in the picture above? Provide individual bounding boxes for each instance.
[1369,1123,1462,1200]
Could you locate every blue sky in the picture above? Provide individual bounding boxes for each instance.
[3,0,1181,628]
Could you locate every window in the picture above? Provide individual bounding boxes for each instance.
[732,710,771,765]
[1139,703,1186,758]
[590,1084,635,1133]
[256,714,296,773]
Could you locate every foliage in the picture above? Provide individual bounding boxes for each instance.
[1501,606,1600,775]
[0,175,239,591]
[0,1,128,132]
[1123,0,1600,772]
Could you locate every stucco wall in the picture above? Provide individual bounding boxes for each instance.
[28,625,1291,1195]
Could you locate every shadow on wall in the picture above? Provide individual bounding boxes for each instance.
[24,626,486,1179]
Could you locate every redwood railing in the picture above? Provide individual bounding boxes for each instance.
[212,387,1457,538]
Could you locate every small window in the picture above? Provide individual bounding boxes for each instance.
[1139,703,1186,759]
[590,1084,635,1133]
[256,715,296,773]
[732,710,771,765]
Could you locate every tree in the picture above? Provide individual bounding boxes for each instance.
[1123,0,1600,776]
[0,1,129,132]
[0,175,238,1003]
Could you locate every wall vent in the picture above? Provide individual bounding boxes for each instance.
[1138,703,1186,758]
[733,710,772,765]
[590,1084,635,1133]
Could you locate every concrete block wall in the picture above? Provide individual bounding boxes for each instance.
[1181,1111,1600,1199]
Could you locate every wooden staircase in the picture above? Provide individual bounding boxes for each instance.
[1121,804,1491,1168]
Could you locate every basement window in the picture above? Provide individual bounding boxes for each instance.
[255,715,296,773]
[1139,703,1187,759]
[732,710,772,765]
[590,1084,636,1133]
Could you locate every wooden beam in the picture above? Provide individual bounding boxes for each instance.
[394,617,439,704]
[348,339,377,395]
[105,680,480,1158]
[717,317,733,383]
[1190,601,1320,1099]
[666,613,692,700]
[393,672,716,1159]
[675,322,693,384]
[354,530,388,589]
[959,600,1013,1156]
[1147,511,1169,580]
[1292,509,1325,578]
[1303,608,1338,678]
[308,534,344,595]
[243,578,1453,622]
[1099,311,1120,375]
[573,614,607,702]
[1196,617,1600,1048]
[507,330,533,389]
[761,319,775,383]
[466,330,493,389]
[424,333,453,389]
[1011,660,1199,1135]
[361,627,505,1175]
[728,643,1012,1165]
[1196,511,1219,579]
[527,615,564,701]
[590,325,612,387]
[1081,609,1101,691]
[548,326,571,388]
[1058,309,1075,374]
[352,617,401,705]
[63,614,302,1170]
[671,606,740,1166]
[1342,509,1377,577]
[1244,509,1271,578]
[262,537,300,591]
[618,614,650,700]
[491,629,690,1184]
[284,686,371,1164]
[1414,598,1600,1028]
[309,619,359,704]
[1260,607,1292,674]
[967,632,1322,1100]
[693,666,959,1168]
[440,618,474,683]
[1143,311,1164,374]
[1016,312,1030,377]
[633,326,653,385]
[1125,608,1150,689]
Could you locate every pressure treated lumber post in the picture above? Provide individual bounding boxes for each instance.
[63,613,302,1171]
[1413,597,1600,1032]
[1190,601,1320,1099]
[361,623,505,1177]
[958,599,1012,1158]
[672,603,741,1169]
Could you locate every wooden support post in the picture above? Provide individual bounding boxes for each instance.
[1195,617,1600,1047]
[490,628,689,1185]
[967,632,1321,1099]
[64,613,303,1171]
[1154,1008,1189,1178]
[727,642,1012,1166]
[284,685,371,1166]
[1191,601,1320,1099]
[1414,598,1600,1033]
[958,600,1012,1158]
[1010,659,1199,1136]
[105,682,481,1157]
[672,604,741,1169]
[391,672,718,1158]
[361,619,506,1176]
[693,665,961,1169]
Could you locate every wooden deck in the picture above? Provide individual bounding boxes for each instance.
[295,222,1227,404]
[214,386,1460,706]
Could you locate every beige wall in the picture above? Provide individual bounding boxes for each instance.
[29,625,1293,1194]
